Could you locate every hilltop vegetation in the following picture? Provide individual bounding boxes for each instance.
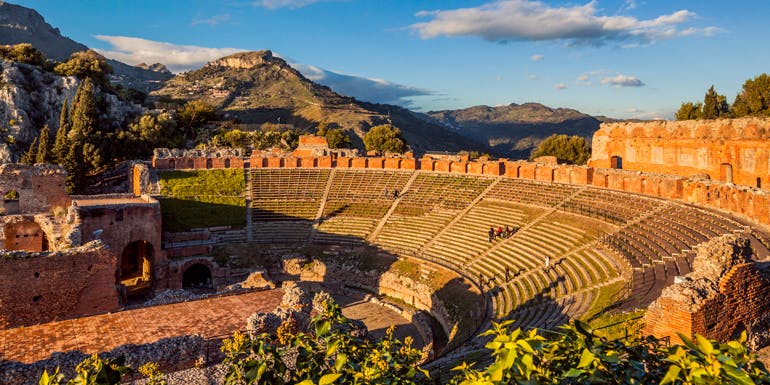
[676,74,770,120]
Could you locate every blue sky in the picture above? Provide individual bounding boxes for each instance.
[12,0,770,119]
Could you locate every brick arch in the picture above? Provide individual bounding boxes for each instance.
[120,240,154,298]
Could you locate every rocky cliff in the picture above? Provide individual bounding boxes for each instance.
[0,59,143,162]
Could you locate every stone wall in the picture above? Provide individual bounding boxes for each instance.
[0,241,121,328]
[643,235,770,344]
[590,118,770,189]
[0,163,70,214]
[152,147,244,170]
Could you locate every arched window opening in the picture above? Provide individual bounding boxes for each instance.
[182,263,213,291]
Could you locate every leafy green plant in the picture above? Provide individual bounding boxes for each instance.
[221,296,429,384]
[38,354,128,385]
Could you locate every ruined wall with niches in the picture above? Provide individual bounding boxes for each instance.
[0,163,70,214]
[0,241,121,328]
[644,235,770,344]
[590,118,770,189]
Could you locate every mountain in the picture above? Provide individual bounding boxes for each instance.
[152,51,490,154]
[0,1,172,92]
[428,103,604,159]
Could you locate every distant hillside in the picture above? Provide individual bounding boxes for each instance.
[153,50,489,155]
[429,103,606,159]
[0,1,172,91]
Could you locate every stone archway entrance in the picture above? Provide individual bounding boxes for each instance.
[120,240,154,298]
[182,263,213,291]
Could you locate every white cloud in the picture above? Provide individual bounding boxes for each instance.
[600,74,645,87]
[94,35,430,107]
[291,63,431,107]
[409,0,719,46]
[528,74,539,80]
[530,54,544,61]
[554,83,568,90]
[191,13,232,26]
[94,35,244,73]
[576,69,609,85]
[254,0,319,9]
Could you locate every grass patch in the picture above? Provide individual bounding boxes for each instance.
[158,169,245,231]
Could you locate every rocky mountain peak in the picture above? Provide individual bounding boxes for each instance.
[209,50,276,70]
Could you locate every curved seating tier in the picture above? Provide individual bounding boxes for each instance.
[246,169,768,329]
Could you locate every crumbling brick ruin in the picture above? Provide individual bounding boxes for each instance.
[644,235,770,344]
[152,147,245,170]
[0,241,121,328]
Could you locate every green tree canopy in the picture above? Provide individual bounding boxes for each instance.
[53,50,113,86]
[317,124,351,149]
[702,85,730,119]
[53,99,70,164]
[529,134,590,165]
[177,100,217,139]
[363,124,406,153]
[675,102,703,120]
[0,43,46,67]
[732,73,770,117]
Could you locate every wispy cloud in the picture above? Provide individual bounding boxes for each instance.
[191,13,233,27]
[292,63,431,107]
[409,0,720,46]
[94,35,244,73]
[528,74,539,80]
[254,0,320,9]
[530,54,544,61]
[94,35,429,107]
[600,74,645,87]
[576,69,610,85]
[554,83,568,90]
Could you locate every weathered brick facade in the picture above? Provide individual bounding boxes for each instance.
[0,241,121,328]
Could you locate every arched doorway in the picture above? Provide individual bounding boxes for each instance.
[720,163,733,183]
[206,158,213,169]
[182,263,213,291]
[3,189,20,214]
[120,240,154,298]
[610,156,623,169]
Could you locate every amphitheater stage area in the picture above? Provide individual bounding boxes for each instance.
[0,290,283,364]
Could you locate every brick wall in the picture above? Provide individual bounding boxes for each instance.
[0,242,121,328]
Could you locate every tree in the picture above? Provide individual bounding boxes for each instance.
[19,136,38,164]
[118,112,183,158]
[36,125,53,164]
[318,125,351,149]
[53,50,113,86]
[177,100,217,139]
[54,99,71,163]
[675,102,703,120]
[530,134,590,165]
[702,85,729,119]
[63,141,87,194]
[732,74,770,117]
[0,43,46,67]
[363,124,406,153]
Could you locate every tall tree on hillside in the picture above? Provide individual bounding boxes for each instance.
[177,100,217,139]
[363,124,407,153]
[69,78,98,140]
[702,85,729,119]
[54,99,70,163]
[732,73,770,117]
[63,141,86,194]
[675,102,703,120]
[19,137,38,165]
[35,125,53,164]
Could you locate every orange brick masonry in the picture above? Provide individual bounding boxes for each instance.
[0,290,283,364]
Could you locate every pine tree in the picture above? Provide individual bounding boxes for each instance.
[69,78,98,140]
[54,99,70,163]
[20,137,38,165]
[35,125,53,164]
[702,85,728,119]
[63,142,86,194]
